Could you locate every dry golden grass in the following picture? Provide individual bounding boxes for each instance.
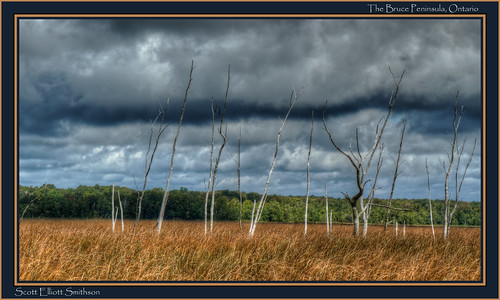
[19,219,481,282]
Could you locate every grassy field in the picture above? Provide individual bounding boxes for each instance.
[18,219,481,282]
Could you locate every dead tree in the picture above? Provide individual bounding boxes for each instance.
[304,111,314,236]
[322,69,405,237]
[204,98,215,235]
[118,190,124,232]
[134,102,169,233]
[425,158,435,240]
[237,126,243,231]
[209,65,231,233]
[441,92,476,240]
[325,183,330,236]
[449,138,476,232]
[384,118,407,231]
[249,87,304,237]
[111,183,115,232]
[362,143,384,237]
[157,61,193,234]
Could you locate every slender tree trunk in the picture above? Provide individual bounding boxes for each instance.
[134,102,169,233]
[157,61,193,234]
[111,183,115,232]
[237,127,243,231]
[249,88,304,237]
[403,219,406,237]
[384,119,406,231]
[210,65,231,233]
[325,183,330,236]
[250,197,257,233]
[330,210,333,233]
[425,158,435,240]
[304,111,314,236]
[204,98,215,235]
[118,190,124,232]
[442,92,466,240]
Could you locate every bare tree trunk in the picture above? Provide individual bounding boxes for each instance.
[118,190,124,232]
[448,138,476,236]
[351,203,360,237]
[157,61,193,234]
[204,98,215,235]
[304,111,314,236]
[425,158,435,240]
[237,126,243,231]
[249,88,304,237]
[111,183,115,232]
[403,219,406,237]
[330,210,333,233]
[362,144,384,238]
[325,183,330,236]
[250,196,257,232]
[395,221,398,237]
[134,102,169,233]
[384,119,406,231]
[442,92,463,240]
[210,65,231,233]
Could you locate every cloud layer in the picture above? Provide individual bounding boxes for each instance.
[19,18,481,201]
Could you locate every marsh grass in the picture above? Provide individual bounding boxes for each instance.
[19,219,481,282]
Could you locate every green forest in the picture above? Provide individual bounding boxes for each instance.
[18,184,481,226]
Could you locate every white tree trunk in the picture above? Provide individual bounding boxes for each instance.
[157,61,193,234]
[249,88,304,237]
[425,158,435,240]
[209,65,231,233]
[111,183,115,232]
[304,111,313,236]
[204,98,215,235]
[135,101,169,233]
[118,190,124,232]
[403,219,406,237]
[325,183,330,235]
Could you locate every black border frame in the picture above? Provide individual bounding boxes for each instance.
[2,1,498,299]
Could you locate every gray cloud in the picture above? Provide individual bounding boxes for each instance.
[19,18,482,201]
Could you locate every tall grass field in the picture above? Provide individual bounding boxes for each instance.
[19,219,481,282]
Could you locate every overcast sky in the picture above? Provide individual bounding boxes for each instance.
[19,18,481,201]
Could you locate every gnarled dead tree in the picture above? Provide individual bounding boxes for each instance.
[157,61,194,234]
[322,69,405,237]
[249,87,304,237]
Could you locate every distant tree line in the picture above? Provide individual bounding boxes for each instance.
[18,184,481,226]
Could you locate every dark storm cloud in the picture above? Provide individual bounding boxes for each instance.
[18,18,482,201]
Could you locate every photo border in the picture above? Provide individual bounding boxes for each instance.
[2,1,498,299]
